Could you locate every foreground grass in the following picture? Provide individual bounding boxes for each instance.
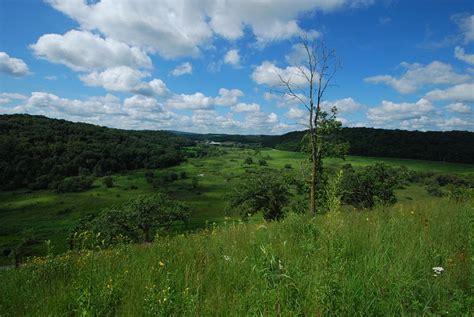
[1,199,472,316]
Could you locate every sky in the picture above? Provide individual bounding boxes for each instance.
[0,0,473,134]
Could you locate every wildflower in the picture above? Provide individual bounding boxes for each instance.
[432,266,444,276]
[366,217,369,221]
[159,261,165,267]
[223,255,231,262]
[410,210,415,214]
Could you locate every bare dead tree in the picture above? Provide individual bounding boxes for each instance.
[274,35,341,215]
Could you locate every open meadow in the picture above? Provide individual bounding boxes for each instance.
[1,147,473,265]
[1,197,472,315]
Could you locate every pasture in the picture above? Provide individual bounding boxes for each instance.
[0,147,472,264]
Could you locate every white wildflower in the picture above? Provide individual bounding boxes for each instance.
[432,266,444,276]
[223,255,231,262]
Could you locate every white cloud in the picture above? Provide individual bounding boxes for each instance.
[46,0,373,59]
[31,30,151,71]
[214,88,244,106]
[231,103,260,112]
[167,88,244,110]
[425,83,474,102]
[365,61,470,94]
[453,14,474,44]
[252,61,309,86]
[367,98,435,123]
[0,92,28,104]
[285,106,305,119]
[454,46,474,65]
[224,49,240,67]
[321,97,362,113]
[446,102,471,113]
[79,66,169,96]
[437,117,472,130]
[0,52,29,76]
[170,62,193,76]
[166,92,214,110]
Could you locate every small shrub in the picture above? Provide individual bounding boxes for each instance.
[144,171,155,183]
[55,176,94,193]
[284,164,292,169]
[244,157,253,165]
[102,176,114,188]
[180,171,188,179]
[258,159,267,166]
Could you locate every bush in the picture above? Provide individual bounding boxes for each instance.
[179,171,188,179]
[102,176,114,188]
[55,176,94,193]
[244,157,253,165]
[258,159,267,166]
[342,163,398,209]
[229,169,290,221]
[144,171,155,183]
[284,164,292,169]
[170,172,179,181]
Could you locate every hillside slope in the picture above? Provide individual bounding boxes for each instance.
[0,114,192,190]
[0,200,471,315]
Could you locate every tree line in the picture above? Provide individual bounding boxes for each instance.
[0,114,193,190]
[183,127,474,164]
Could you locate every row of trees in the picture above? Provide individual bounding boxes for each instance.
[0,114,193,190]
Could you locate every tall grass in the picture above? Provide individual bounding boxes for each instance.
[0,199,472,316]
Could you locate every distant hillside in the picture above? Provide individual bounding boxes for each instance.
[0,114,193,190]
[181,128,474,164]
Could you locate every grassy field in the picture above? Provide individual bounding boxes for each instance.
[0,199,472,315]
[0,147,473,265]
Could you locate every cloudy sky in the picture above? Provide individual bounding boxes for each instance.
[0,0,473,134]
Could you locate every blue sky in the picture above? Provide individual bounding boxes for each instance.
[0,0,473,134]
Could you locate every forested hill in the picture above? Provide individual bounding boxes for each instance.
[0,114,193,190]
[181,128,474,164]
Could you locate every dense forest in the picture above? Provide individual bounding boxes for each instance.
[1,114,473,191]
[0,114,192,190]
[182,128,474,164]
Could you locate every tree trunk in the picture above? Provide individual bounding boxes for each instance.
[143,224,151,242]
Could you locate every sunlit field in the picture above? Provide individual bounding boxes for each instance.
[1,147,472,265]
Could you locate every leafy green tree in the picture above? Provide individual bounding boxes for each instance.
[341,163,399,209]
[128,194,190,242]
[229,170,290,221]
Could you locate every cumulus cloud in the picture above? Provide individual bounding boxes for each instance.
[252,61,309,86]
[231,103,260,112]
[170,62,193,76]
[214,88,244,106]
[31,30,151,71]
[224,49,240,67]
[79,66,168,96]
[45,0,373,58]
[166,88,244,110]
[367,98,435,123]
[0,52,29,76]
[321,97,362,113]
[365,61,470,94]
[453,14,474,44]
[166,92,214,110]
[285,106,305,119]
[0,92,28,104]
[446,102,471,113]
[454,46,474,65]
[425,83,474,102]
